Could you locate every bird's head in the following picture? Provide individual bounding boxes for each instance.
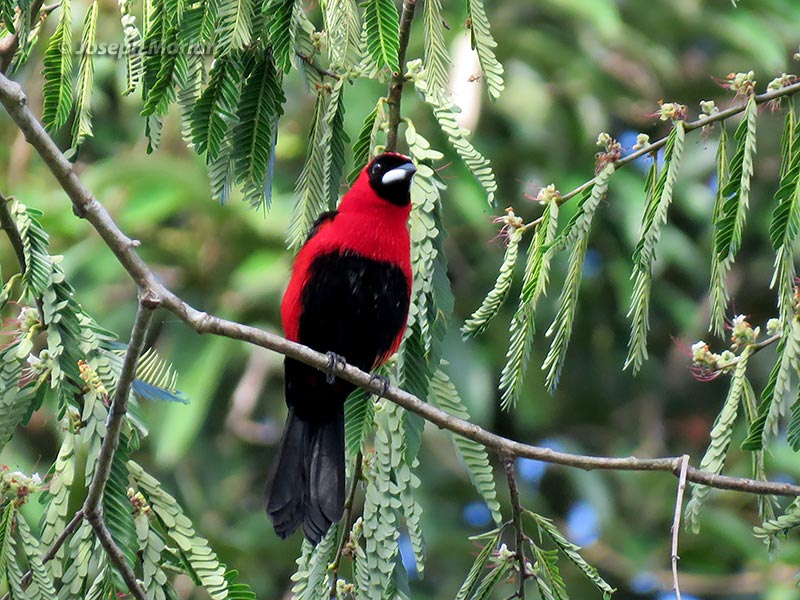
[365,152,417,206]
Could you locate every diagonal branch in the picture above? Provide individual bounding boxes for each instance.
[2,72,800,507]
[554,80,800,206]
[82,300,153,600]
[385,0,417,152]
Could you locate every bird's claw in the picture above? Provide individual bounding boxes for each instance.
[325,351,346,384]
[369,373,391,398]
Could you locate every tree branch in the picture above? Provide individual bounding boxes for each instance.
[554,80,800,205]
[2,69,800,525]
[82,301,153,600]
[385,0,417,152]
[503,457,527,599]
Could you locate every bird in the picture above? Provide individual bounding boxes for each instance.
[265,152,417,544]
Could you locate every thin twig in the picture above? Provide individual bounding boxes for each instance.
[295,52,340,80]
[82,300,153,600]
[385,0,417,152]
[503,457,527,599]
[329,452,364,598]
[0,508,85,600]
[671,455,690,600]
[2,72,800,505]
[557,81,800,205]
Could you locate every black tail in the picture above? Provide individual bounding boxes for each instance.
[265,406,345,544]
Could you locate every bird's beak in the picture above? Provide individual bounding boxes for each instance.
[381,162,417,185]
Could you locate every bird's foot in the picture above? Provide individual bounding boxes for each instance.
[325,351,347,384]
[369,373,391,398]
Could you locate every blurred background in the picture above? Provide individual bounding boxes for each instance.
[3,0,800,598]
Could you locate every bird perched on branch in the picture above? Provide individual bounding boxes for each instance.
[266,152,416,544]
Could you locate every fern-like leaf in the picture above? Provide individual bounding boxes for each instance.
[499,201,559,409]
[344,387,374,455]
[119,0,143,95]
[527,510,615,596]
[625,122,685,372]
[41,0,73,130]
[686,345,753,532]
[454,528,502,600]
[462,227,521,338]
[322,0,362,67]
[422,0,450,94]
[710,96,757,330]
[287,81,345,249]
[465,0,504,100]
[362,0,400,74]
[71,0,98,150]
[430,368,502,525]
[744,319,800,450]
[348,100,384,184]
[709,125,730,337]
[128,461,229,599]
[411,62,497,204]
[216,0,252,52]
[231,52,285,210]
[191,54,243,161]
[542,165,614,392]
[265,0,293,72]
[16,513,58,598]
[769,102,800,325]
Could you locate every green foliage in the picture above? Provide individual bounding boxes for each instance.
[231,52,285,210]
[322,0,362,67]
[543,165,614,391]
[289,532,338,600]
[41,0,72,130]
[191,54,243,161]
[344,387,375,456]
[362,0,400,74]
[465,0,504,100]
[411,61,497,204]
[422,0,450,94]
[118,0,143,95]
[462,227,521,339]
[527,510,614,597]
[216,0,253,53]
[769,101,800,325]
[429,368,503,525]
[348,100,384,184]
[710,95,758,331]
[625,122,686,372]
[265,0,294,73]
[129,460,232,599]
[744,318,800,450]
[686,345,754,532]
[755,498,800,540]
[287,80,346,247]
[71,0,97,150]
[709,125,730,337]
[454,528,502,600]
[499,202,559,409]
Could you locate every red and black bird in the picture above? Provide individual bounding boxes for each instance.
[266,152,417,544]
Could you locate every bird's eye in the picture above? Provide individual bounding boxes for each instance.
[371,163,382,175]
